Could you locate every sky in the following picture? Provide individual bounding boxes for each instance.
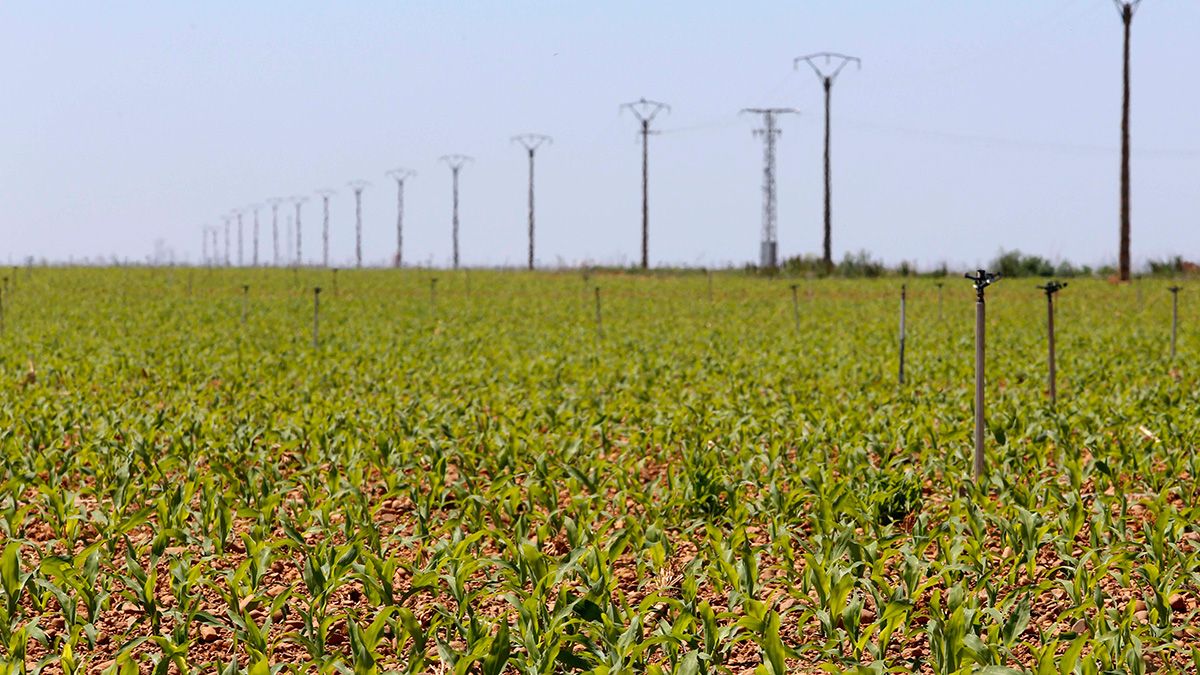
[1,1,1198,270]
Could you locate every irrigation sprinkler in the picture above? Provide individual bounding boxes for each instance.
[430,277,438,312]
[899,284,907,385]
[241,284,250,326]
[1037,281,1067,404]
[312,287,321,348]
[789,284,800,331]
[1169,286,1181,359]
[332,268,339,295]
[594,286,603,339]
[707,269,713,303]
[965,269,999,481]
[936,282,944,321]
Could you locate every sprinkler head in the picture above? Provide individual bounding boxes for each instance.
[1037,280,1067,296]
[965,269,999,299]
[1169,286,1182,294]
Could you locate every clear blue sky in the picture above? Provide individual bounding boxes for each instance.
[2,1,1197,269]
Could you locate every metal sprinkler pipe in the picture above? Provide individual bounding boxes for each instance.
[965,269,999,481]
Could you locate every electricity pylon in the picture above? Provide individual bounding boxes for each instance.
[620,98,670,270]
[316,189,336,267]
[249,204,261,266]
[794,52,860,273]
[742,108,798,269]
[440,155,473,269]
[1114,0,1144,281]
[235,209,245,266]
[291,196,309,266]
[266,198,284,266]
[347,181,370,268]
[385,170,415,268]
[511,135,552,270]
[223,214,233,266]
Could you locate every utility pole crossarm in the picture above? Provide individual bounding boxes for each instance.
[794,52,862,82]
[1112,0,1143,17]
[511,134,553,152]
[619,97,671,123]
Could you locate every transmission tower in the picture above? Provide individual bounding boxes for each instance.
[316,189,336,267]
[795,52,860,273]
[223,214,232,266]
[742,108,798,269]
[286,215,294,264]
[291,196,309,266]
[440,155,473,269]
[1114,0,1144,281]
[347,181,370,268]
[266,198,284,266]
[511,135,552,270]
[235,209,245,266]
[620,98,670,270]
[250,204,261,266]
[385,170,415,268]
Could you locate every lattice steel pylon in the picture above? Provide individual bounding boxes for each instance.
[742,108,798,269]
